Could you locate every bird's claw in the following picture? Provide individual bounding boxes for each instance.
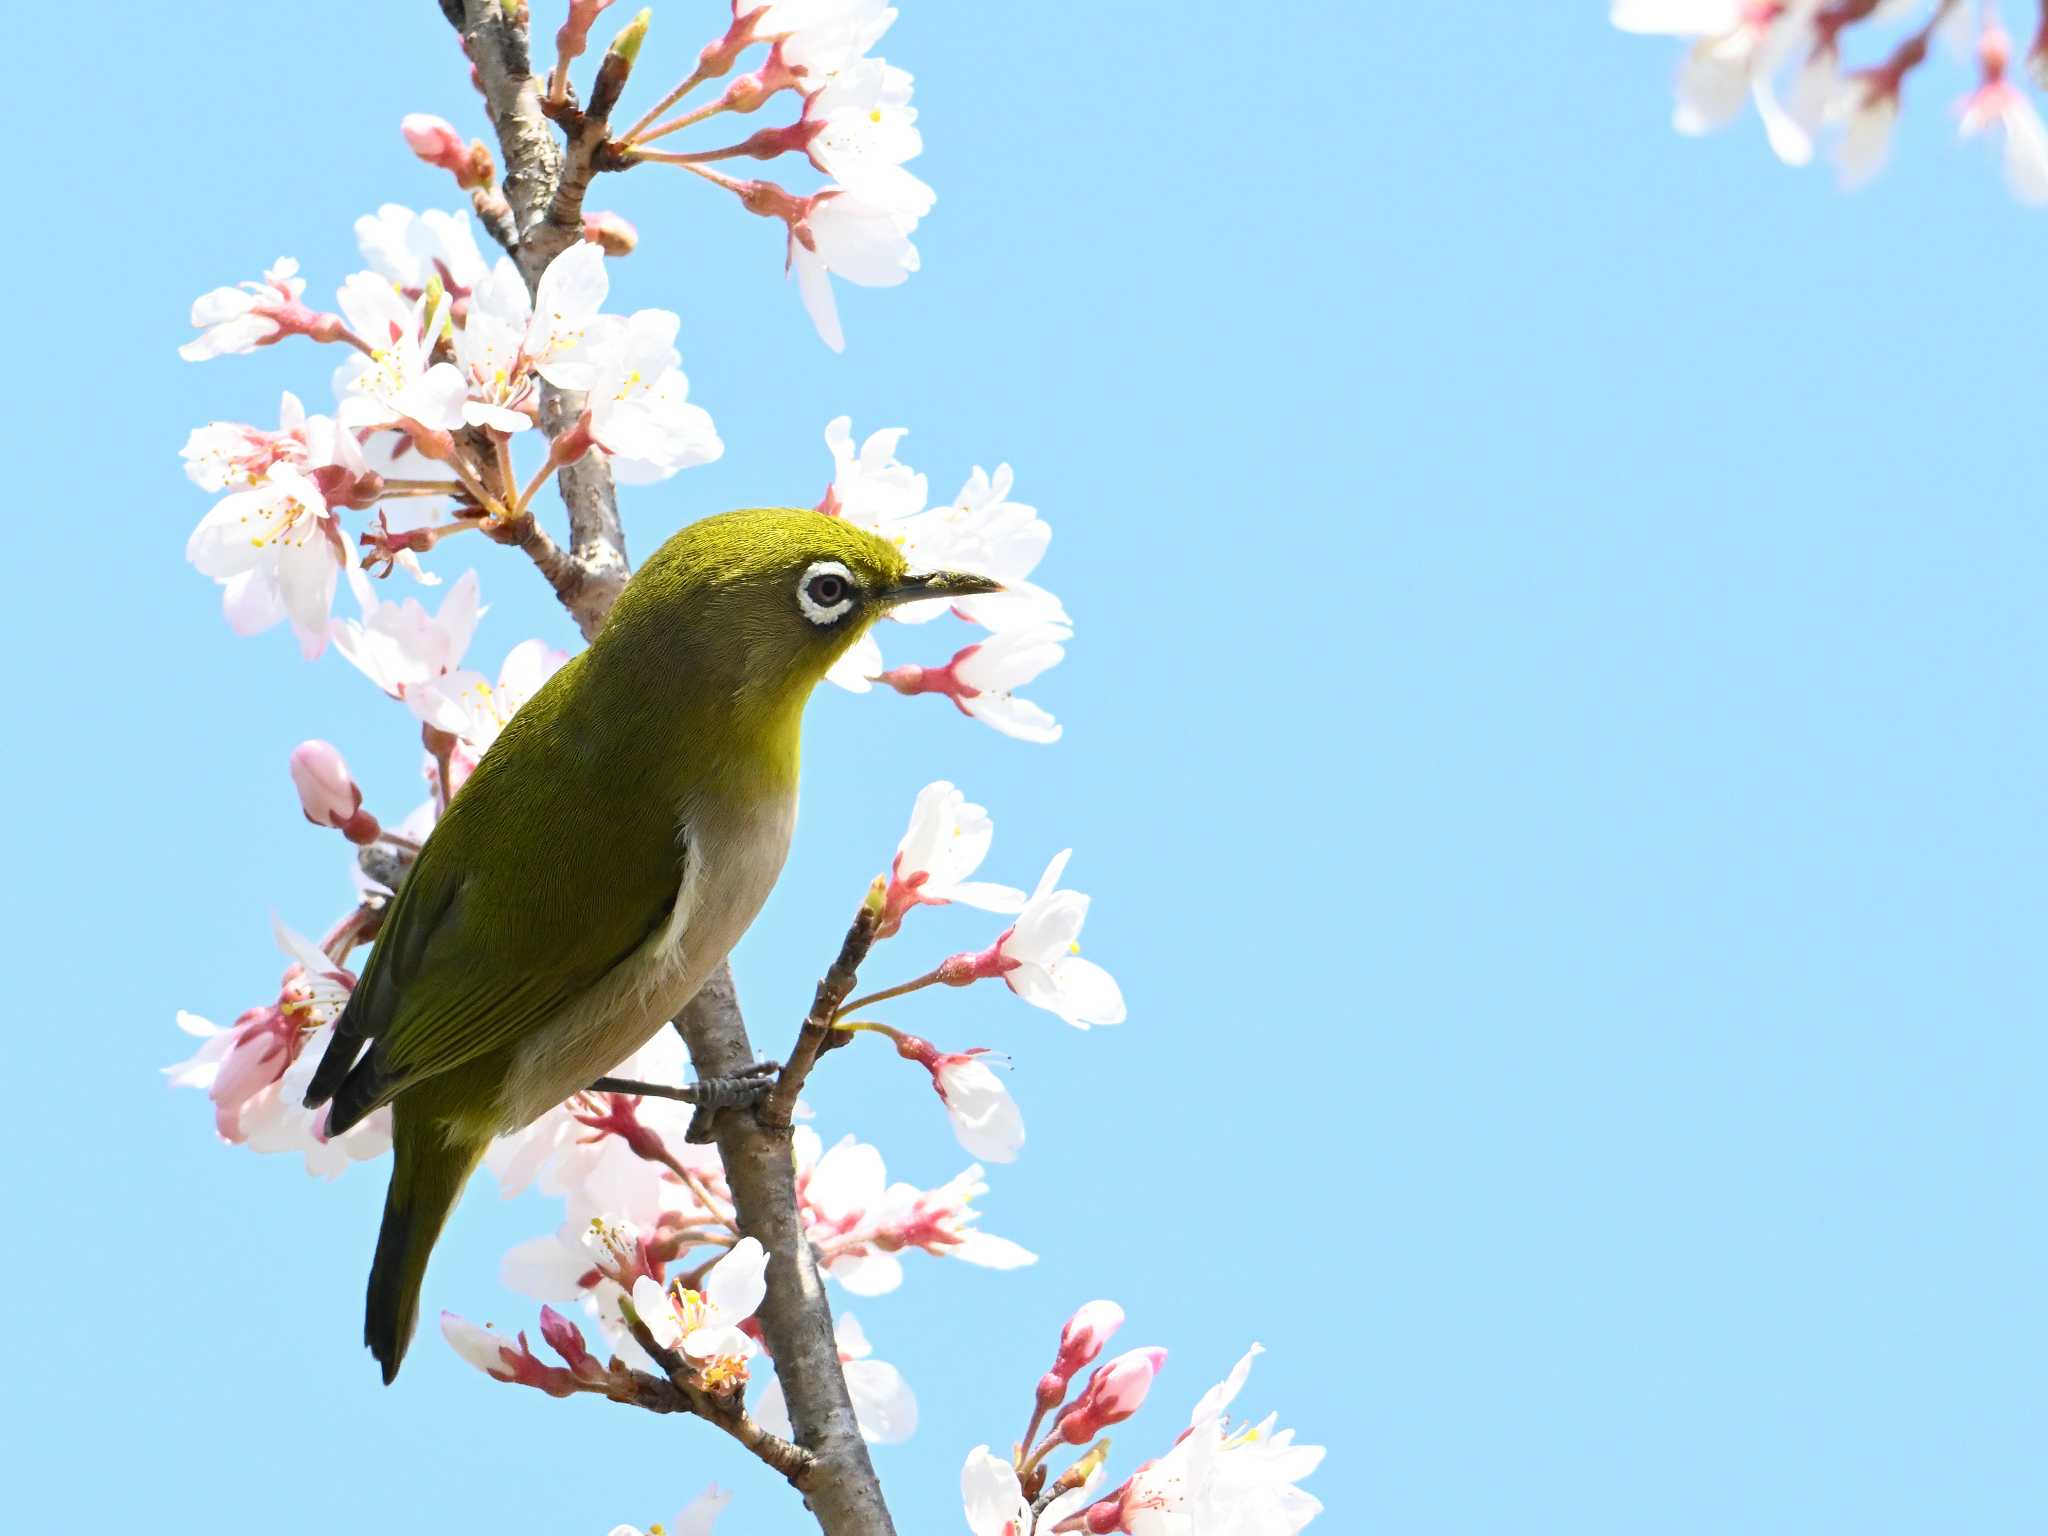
[683,1059,781,1144]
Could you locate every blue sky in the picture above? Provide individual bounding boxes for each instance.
[5,1,2044,1531]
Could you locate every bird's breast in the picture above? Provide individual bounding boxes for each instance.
[496,791,798,1128]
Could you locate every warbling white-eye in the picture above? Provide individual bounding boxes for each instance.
[304,506,1001,1381]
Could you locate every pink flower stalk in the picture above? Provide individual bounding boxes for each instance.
[582,209,640,254]
[289,740,381,845]
[1052,1347,1168,1444]
[556,0,618,73]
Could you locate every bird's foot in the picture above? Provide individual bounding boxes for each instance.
[588,1059,782,1110]
[684,1060,782,1109]
[685,1059,781,1145]
[588,1062,783,1142]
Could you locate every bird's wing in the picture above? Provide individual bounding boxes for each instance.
[308,664,686,1132]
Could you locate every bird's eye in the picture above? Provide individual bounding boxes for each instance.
[796,560,859,626]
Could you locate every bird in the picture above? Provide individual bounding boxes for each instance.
[303,505,1000,1382]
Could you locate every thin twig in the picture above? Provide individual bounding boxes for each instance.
[620,1310,817,1487]
[761,899,883,1130]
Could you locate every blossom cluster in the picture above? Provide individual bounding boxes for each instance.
[819,420,1073,742]
[163,2,1318,1531]
[960,1302,1323,1535]
[180,215,719,657]
[1614,0,2048,200]
[176,242,1068,745]
[593,0,936,350]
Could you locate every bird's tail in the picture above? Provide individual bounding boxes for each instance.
[366,1113,487,1384]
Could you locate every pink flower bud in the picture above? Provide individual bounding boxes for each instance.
[402,113,468,174]
[290,740,379,844]
[290,740,359,825]
[581,210,639,255]
[1054,1300,1125,1380]
[538,1305,605,1383]
[1054,1347,1166,1444]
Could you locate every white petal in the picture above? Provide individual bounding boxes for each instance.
[791,241,846,352]
[631,1275,682,1350]
[703,1235,769,1322]
[960,1446,1029,1536]
[948,1231,1037,1270]
[844,1357,917,1443]
[825,628,882,692]
[1190,1343,1264,1428]
[501,1233,593,1300]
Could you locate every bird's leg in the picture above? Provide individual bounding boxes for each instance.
[587,1060,780,1106]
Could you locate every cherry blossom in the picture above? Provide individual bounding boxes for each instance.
[758,0,899,79]
[1956,3,2048,203]
[179,258,344,360]
[886,1039,1025,1163]
[329,567,484,700]
[820,415,927,524]
[525,239,614,389]
[181,392,318,493]
[164,919,386,1176]
[789,188,920,352]
[815,423,1071,692]
[607,1485,732,1536]
[1111,1347,1325,1536]
[753,1312,918,1444]
[961,1447,1101,1536]
[408,638,571,790]
[631,1235,768,1385]
[796,1128,1036,1295]
[585,308,725,482]
[354,204,492,299]
[331,275,467,435]
[185,462,355,658]
[802,59,934,218]
[889,465,1069,632]
[878,624,1071,744]
[940,849,1127,1030]
[878,781,1028,936]
[452,258,543,433]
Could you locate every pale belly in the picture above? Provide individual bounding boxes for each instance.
[493,796,794,1130]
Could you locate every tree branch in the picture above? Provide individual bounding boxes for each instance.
[539,384,631,641]
[448,5,896,1531]
[459,1,561,243]
[677,971,899,1536]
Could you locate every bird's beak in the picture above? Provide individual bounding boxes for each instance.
[879,569,1004,607]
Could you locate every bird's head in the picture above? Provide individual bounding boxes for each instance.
[596,506,1000,712]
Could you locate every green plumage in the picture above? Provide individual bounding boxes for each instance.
[303,506,998,1381]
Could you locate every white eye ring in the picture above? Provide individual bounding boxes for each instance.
[797,560,858,626]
